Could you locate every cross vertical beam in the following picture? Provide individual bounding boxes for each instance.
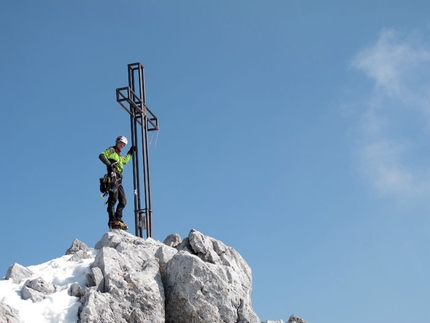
[116,63,159,238]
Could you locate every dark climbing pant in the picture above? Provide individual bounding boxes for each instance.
[107,183,127,222]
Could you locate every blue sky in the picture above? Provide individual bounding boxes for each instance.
[1,1,430,322]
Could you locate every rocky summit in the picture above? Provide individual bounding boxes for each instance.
[1,229,307,323]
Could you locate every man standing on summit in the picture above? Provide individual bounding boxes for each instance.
[99,135,135,230]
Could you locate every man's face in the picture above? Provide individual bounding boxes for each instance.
[117,142,126,149]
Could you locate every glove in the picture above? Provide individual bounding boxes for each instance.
[127,146,136,155]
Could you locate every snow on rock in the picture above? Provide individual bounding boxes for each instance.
[0,229,307,323]
[0,240,94,323]
[21,277,56,302]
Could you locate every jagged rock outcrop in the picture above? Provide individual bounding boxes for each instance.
[164,229,259,323]
[5,263,33,284]
[77,228,260,323]
[66,238,92,262]
[79,233,165,323]
[1,229,307,323]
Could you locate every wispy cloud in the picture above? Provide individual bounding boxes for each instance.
[351,28,430,201]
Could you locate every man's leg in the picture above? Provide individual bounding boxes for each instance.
[107,190,118,223]
[115,184,127,222]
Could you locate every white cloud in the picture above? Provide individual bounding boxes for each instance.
[351,28,430,201]
[353,29,430,100]
[359,139,412,194]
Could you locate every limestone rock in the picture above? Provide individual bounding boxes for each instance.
[69,282,85,298]
[79,289,126,323]
[85,266,104,291]
[78,230,165,323]
[164,229,260,323]
[5,263,33,284]
[70,229,303,323]
[21,277,56,302]
[66,238,92,261]
[78,229,262,323]
[163,233,182,247]
[287,315,307,323]
[155,242,178,277]
[66,238,90,255]
[1,229,305,323]
[0,301,24,323]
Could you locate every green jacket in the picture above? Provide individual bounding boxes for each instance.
[99,146,131,175]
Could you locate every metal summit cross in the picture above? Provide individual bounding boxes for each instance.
[116,63,159,238]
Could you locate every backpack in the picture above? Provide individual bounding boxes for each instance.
[99,175,109,194]
[99,173,118,196]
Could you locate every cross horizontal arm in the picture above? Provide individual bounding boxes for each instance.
[116,87,159,131]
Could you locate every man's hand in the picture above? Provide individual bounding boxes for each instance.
[108,162,118,173]
[127,146,136,155]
